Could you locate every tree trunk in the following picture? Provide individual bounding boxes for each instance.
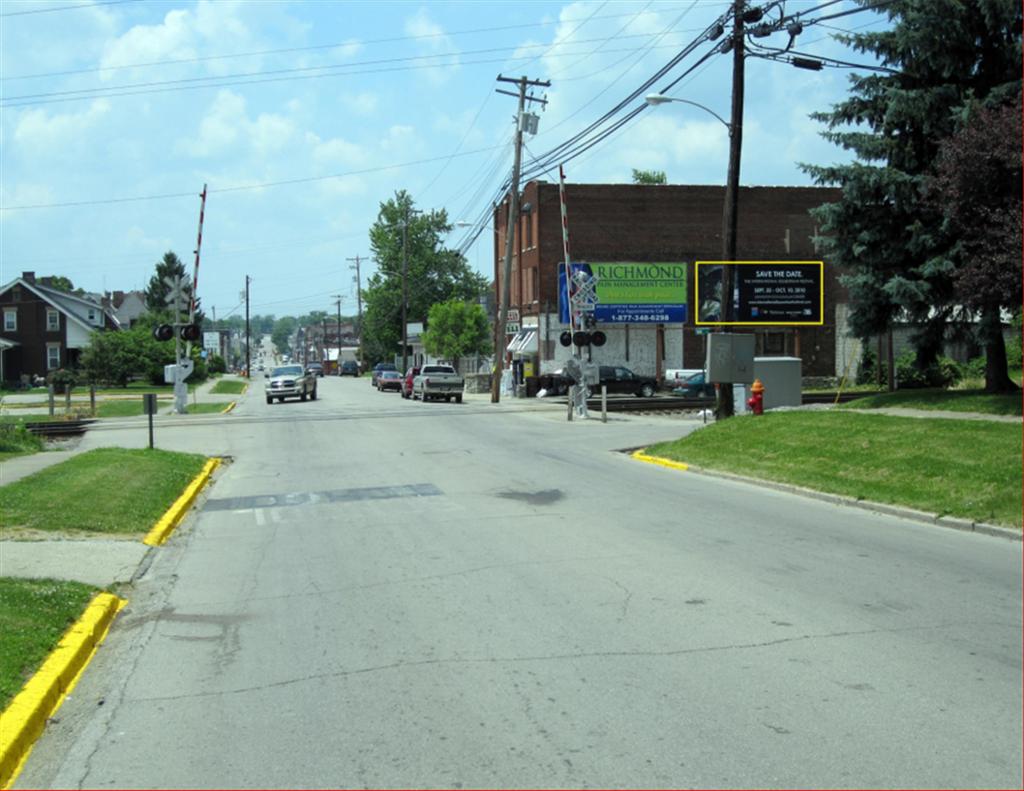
[980,302,1018,393]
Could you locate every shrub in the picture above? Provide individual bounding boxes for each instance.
[0,424,43,453]
[47,368,78,391]
[207,354,226,374]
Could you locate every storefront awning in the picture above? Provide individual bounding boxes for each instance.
[508,328,538,354]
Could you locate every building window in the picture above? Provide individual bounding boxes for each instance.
[46,343,61,370]
[3,309,16,331]
[524,211,533,249]
[87,307,100,325]
[47,309,60,331]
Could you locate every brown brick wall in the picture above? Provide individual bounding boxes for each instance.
[494,182,845,377]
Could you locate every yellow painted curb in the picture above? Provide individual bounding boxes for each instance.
[221,401,236,414]
[631,449,689,472]
[0,593,126,789]
[142,457,222,546]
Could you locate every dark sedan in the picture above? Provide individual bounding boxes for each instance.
[376,369,403,392]
[672,371,716,398]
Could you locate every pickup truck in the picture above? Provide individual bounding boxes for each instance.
[265,364,317,404]
[412,364,464,403]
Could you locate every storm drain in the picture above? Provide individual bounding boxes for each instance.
[205,483,441,511]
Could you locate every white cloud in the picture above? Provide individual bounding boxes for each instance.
[12,100,111,152]
[404,9,459,84]
[177,91,294,158]
[340,91,379,117]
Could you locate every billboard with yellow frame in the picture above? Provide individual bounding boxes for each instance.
[695,261,824,326]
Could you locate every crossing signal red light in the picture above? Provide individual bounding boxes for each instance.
[153,324,174,342]
[179,324,201,342]
[591,331,607,347]
[559,331,573,347]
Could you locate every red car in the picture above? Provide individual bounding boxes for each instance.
[400,366,420,399]
[377,369,403,392]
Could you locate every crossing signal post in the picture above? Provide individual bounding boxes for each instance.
[153,274,195,414]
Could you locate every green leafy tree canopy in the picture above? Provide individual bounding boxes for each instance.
[632,169,667,185]
[422,300,491,370]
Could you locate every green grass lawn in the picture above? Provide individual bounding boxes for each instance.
[645,411,1022,527]
[0,447,208,535]
[209,379,247,395]
[185,402,232,414]
[841,388,1022,416]
[0,578,97,709]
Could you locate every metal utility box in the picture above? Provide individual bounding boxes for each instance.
[752,356,802,409]
[706,333,756,384]
[163,364,177,384]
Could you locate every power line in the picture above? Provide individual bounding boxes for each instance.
[0,144,508,211]
[3,6,697,80]
[0,0,138,18]
[0,37,701,109]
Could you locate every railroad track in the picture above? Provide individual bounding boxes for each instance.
[577,390,876,413]
[24,419,95,437]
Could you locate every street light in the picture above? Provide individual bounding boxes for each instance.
[646,90,740,419]
[644,93,732,133]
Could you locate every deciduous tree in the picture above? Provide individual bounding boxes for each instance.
[422,300,491,370]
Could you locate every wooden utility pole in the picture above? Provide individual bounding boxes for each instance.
[716,0,747,420]
[492,74,549,403]
[347,255,364,371]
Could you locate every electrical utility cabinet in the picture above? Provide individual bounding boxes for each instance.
[752,356,802,409]
[706,333,756,384]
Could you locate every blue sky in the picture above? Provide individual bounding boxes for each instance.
[1,0,889,322]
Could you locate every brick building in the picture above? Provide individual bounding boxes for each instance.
[0,272,120,384]
[492,181,845,380]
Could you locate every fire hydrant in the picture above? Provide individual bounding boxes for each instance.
[747,379,764,415]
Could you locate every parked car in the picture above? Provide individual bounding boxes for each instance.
[265,364,317,404]
[412,364,464,403]
[672,371,716,398]
[306,362,324,378]
[400,366,420,399]
[553,365,659,397]
[376,369,403,392]
[340,360,360,377]
[371,362,398,387]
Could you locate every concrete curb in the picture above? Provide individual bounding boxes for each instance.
[142,457,222,546]
[221,401,236,414]
[0,592,126,789]
[630,450,1021,541]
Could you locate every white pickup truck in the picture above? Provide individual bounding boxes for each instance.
[412,364,464,403]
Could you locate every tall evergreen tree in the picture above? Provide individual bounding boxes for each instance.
[802,0,1020,387]
[144,251,205,324]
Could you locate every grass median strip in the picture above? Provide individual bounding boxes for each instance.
[209,379,247,395]
[0,447,207,536]
[0,578,97,711]
[644,411,1022,528]
[840,388,1022,416]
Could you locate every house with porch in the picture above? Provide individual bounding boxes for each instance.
[0,272,120,386]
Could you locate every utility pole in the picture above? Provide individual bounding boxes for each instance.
[331,295,343,374]
[347,255,364,371]
[716,0,747,420]
[493,73,549,403]
[402,208,410,374]
[244,275,251,378]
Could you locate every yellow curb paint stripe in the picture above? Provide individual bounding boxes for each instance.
[221,401,236,414]
[631,449,689,472]
[142,457,222,546]
[0,593,126,790]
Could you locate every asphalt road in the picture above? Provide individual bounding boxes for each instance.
[17,376,1022,789]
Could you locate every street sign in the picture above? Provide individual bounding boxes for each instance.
[695,327,712,335]
[506,322,521,334]
[507,309,520,322]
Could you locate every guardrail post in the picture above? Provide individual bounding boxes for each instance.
[90,384,96,416]
[601,384,607,423]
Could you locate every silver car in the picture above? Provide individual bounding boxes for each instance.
[265,364,317,404]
